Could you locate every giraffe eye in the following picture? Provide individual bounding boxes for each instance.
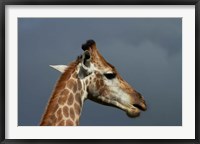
[104,73,116,79]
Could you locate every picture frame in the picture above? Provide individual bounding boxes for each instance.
[1,0,199,143]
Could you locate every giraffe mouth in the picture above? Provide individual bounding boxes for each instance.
[88,95,145,118]
[125,102,147,118]
[132,104,146,111]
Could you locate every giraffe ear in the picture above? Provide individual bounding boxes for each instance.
[49,65,68,73]
[78,50,92,79]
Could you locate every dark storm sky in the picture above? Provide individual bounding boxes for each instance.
[18,18,182,126]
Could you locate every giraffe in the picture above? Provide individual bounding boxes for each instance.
[40,40,147,126]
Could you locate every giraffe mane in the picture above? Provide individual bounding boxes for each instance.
[64,56,81,74]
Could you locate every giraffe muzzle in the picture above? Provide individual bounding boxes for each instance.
[126,100,147,118]
[131,91,147,111]
[133,102,147,111]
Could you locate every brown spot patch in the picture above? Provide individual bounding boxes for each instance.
[100,79,104,86]
[67,79,76,90]
[47,103,59,114]
[63,106,69,118]
[58,90,69,105]
[61,89,69,95]
[70,108,75,120]
[75,93,82,106]
[57,120,65,126]
[99,87,105,95]
[74,103,81,115]
[77,80,82,90]
[96,80,100,89]
[73,83,77,92]
[56,108,63,122]
[67,93,74,105]
[96,73,101,79]
[49,114,57,123]
[66,119,74,126]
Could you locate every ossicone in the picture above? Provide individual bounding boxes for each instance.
[81,39,96,51]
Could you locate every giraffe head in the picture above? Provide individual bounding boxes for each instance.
[78,40,147,117]
[51,40,147,118]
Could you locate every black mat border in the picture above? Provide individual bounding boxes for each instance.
[0,0,199,143]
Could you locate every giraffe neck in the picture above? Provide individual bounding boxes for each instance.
[40,62,87,126]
